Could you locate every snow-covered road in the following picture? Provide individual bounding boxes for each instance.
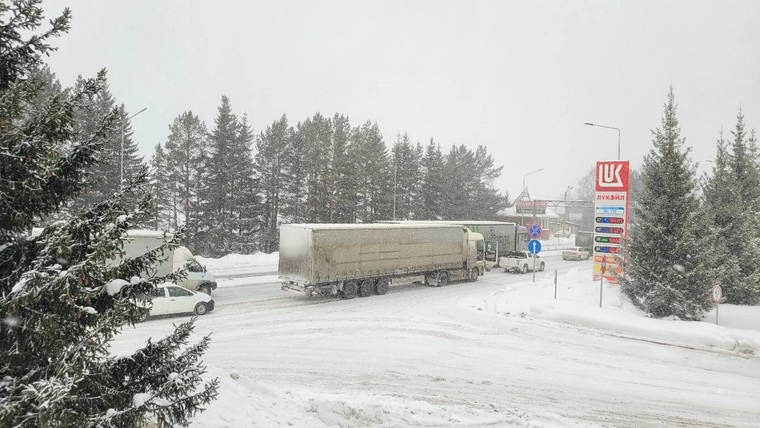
[112,254,760,427]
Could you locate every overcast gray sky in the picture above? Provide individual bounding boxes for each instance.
[44,0,760,201]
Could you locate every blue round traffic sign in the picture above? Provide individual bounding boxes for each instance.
[529,223,542,239]
[528,239,542,254]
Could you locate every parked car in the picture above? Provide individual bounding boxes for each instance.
[138,284,215,321]
[562,246,591,261]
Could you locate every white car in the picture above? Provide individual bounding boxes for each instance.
[138,284,215,321]
[562,246,591,261]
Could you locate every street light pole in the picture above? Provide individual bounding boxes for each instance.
[121,107,147,190]
[583,122,620,160]
[520,168,543,226]
[392,155,397,221]
[563,185,573,235]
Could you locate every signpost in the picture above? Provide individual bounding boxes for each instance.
[593,160,630,284]
[529,223,542,239]
[712,285,722,325]
[528,239,541,282]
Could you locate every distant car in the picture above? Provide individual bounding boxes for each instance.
[138,284,215,321]
[562,246,591,261]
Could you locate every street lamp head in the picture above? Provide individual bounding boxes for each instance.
[583,122,594,126]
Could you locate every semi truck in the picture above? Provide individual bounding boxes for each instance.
[279,223,486,298]
[380,220,528,266]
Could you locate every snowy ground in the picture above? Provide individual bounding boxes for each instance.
[112,248,760,427]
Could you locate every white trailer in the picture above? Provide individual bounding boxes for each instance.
[279,223,486,298]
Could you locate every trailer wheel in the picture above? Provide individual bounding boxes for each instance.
[359,279,374,297]
[438,271,449,286]
[522,264,528,274]
[342,281,358,299]
[375,278,390,295]
[469,268,479,282]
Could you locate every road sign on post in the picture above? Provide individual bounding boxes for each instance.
[712,285,722,325]
[712,285,722,303]
[529,223,542,239]
[527,239,541,254]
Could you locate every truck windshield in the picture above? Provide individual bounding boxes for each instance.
[485,241,497,262]
[186,260,204,273]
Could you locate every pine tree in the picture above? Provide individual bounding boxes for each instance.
[229,114,261,253]
[390,133,421,220]
[348,121,391,222]
[202,96,239,256]
[299,113,333,223]
[255,115,291,252]
[471,145,504,220]
[67,80,144,216]
[620,87,717,319]
[0,2,218,425]
[281,123,308,223]
[715,110,760,304]
[164,111,207,252]
[149,142,172,230]
[330,113,354,223]
[703,132,744,302]
[419,139,445,220]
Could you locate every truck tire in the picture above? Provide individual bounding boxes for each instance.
[342,281,358,299]
[359,279,374,297]
[469,268,479,282]
[199,284,212,295]
[438,271,449,287]
[521,264,528,274]
[375,278,390,295]
[539,262,545,272]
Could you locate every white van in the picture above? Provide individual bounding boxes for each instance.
[117,230,217,295]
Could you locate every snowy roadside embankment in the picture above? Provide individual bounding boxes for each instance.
[463,266,760,356]
[190,366,579,428]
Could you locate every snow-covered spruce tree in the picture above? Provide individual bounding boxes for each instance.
[0,2,218,426]
[164,110,208,251]
[67,78,145,216]
[620,87,717,319]
[149,142,173,231]
[703,128,760,305]
[254,114,292,252]
[723,111,760,304]
[419,139,445,220]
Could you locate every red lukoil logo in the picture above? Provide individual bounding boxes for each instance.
[596,161,630,191]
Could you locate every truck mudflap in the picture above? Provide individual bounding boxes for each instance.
[281,281,314,297]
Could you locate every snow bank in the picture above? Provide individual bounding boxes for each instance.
[467,267,760,355]
[197,252,279,277]
[191,366,588,427]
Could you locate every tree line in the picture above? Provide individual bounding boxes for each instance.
[32,71,508,257]
[151,107,506,256]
